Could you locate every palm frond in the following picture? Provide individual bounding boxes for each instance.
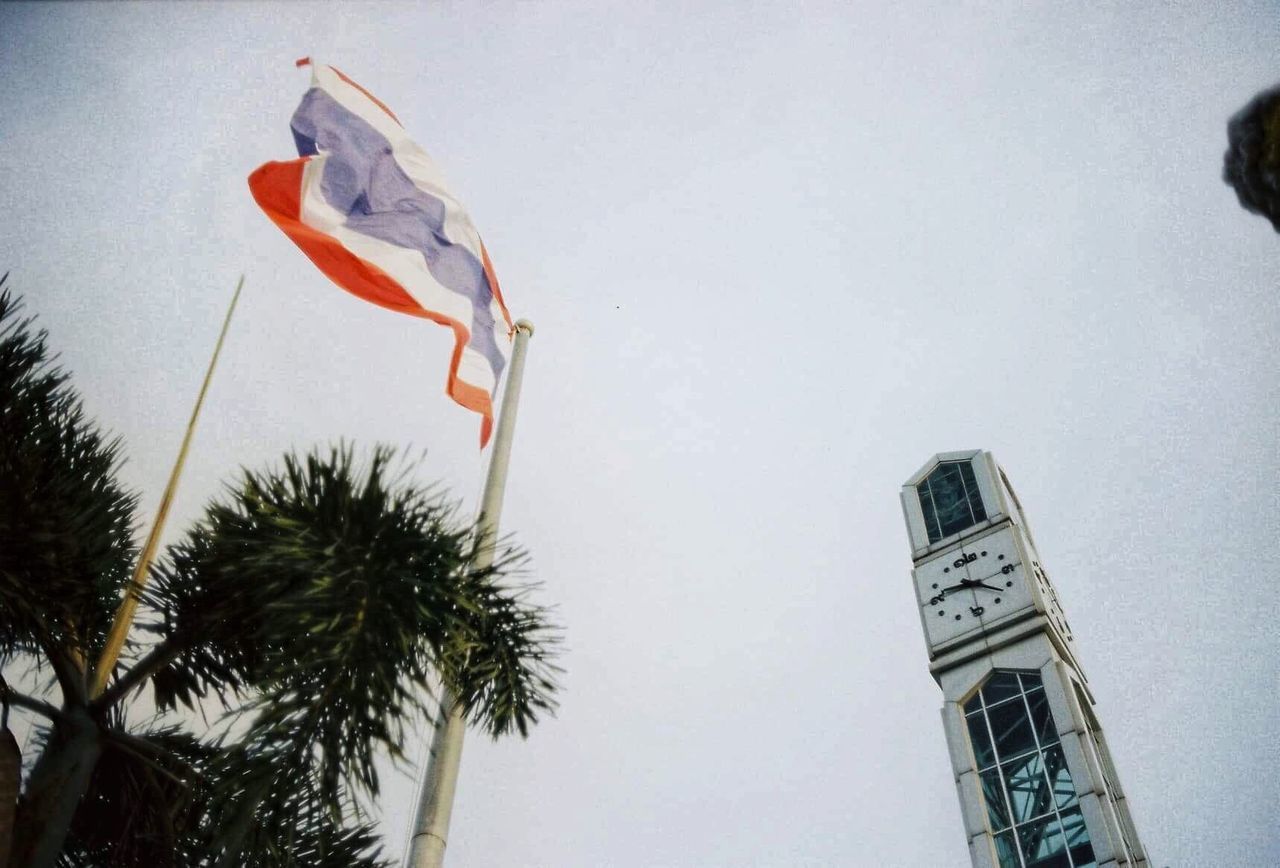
[59,724,211,868]
[195,745,390,868]
[141,444,559,812]
[57,725,389,868]
[438,546,562,738]
[0,282,139,670]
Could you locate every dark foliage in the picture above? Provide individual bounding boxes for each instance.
[57,724,211,868]
[1223,84,1280,232]
[58,726,388,868]
[144,447,559,813]
[0,278,139,663]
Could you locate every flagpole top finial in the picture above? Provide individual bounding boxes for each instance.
[515,319,535,338]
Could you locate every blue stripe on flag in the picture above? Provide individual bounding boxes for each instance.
[290,88,506,382]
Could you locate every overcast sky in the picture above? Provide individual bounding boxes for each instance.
[2,3,1277,866]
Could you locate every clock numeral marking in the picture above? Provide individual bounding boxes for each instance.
[952,553,977,569]
[969,605,985,617]
[1001,564,1016,575]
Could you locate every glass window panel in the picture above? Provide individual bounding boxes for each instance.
[994,831,1022,868]
[1042,746,1078,809]
[988,694,1038,762]
[918,482,942,543]
[925,462,980,539]
[1060,806,1097,866]
[1017,672,1043,691]
[1026,688,1059,748]
[958,461,988,524]
[1002,752,1053,825]
[982,672,1023,707]
[1018,816,1071,868]
[968,713,997,769]
[1059,808,1095,854]
[964,694,983,716]
[981,768,1011,831]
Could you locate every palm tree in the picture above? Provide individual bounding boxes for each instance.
[0,278,560,867]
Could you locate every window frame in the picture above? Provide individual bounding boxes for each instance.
[917,460,989,543]
[901,450,1007,559]
[964,671,1097,868]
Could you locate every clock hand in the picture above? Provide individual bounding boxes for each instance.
[929,583,965,605]
[930,576,1002,605]
[951,576,1004,592]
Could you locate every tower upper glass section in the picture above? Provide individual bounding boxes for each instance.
[917,460,987,543]
[964,671,1096,868]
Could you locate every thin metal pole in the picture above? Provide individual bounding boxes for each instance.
[407,319,535,868]
[89,276,245,698]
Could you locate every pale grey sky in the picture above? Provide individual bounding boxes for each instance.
[1,2,1277,866]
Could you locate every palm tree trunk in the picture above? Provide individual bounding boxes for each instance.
[0,726,21,868]
[10,707,101,868]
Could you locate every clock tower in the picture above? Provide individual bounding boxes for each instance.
[901,451,1149,868]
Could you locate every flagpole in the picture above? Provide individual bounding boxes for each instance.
[89,276,245,698]
[408,318,535,868]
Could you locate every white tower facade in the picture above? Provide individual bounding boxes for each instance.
[901,451,1148,868]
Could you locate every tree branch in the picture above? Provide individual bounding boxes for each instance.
[39,637,87,708]
[92,640,181,711]
[1,687,66,723]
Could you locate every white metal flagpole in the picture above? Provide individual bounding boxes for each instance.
[407,318,535,868]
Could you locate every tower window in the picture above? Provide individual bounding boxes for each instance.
[964,671,1097,868]
[917,460,987,543]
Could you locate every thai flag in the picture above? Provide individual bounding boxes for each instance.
[249,60,513,447]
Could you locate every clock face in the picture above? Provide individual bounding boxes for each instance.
[961,526,1034,629]
[914,525,1035,652]
[913,553,983,649]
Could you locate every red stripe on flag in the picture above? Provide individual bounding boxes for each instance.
[329,65,403,127]
[247,158,496,446]
[479,241,514,336]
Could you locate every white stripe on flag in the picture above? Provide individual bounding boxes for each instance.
[298,157,503,394]
[309,66,489,266]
